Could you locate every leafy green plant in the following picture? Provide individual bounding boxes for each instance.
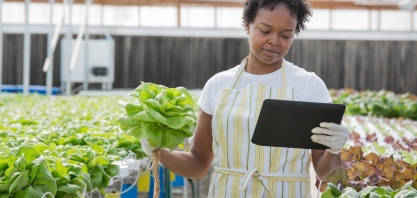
[322,182,417,198]
[117,82,197,198]
[0,94,141,197]
[331,89,417,120]
[117,82,196,149]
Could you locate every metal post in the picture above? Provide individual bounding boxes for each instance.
[0,0,3,93]
[177,4,181,27]
[46,0,54,96]
[368,10,372,31]
[23,0,31,95]
[411,10,414,31]
[214,6,217,28]
[137,4,140,26]
[183,177,188,198]
[65,0,73,95]
[164,167,172,198]
[84,0,92,91]
[100,4,104,26]
[329,9,332,30]
[377,10,381,31]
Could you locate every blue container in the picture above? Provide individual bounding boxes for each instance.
[15,85,61,95]
[121,184,138,198]
[172,174,184,187]
[1,85,17,93]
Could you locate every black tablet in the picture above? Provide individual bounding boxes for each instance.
[251,99,346,150]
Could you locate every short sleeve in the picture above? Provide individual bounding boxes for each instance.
[306,73,333,103]
[197,76,217,115]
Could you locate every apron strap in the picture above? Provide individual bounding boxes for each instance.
[214,167,310,197]
[281,61,287,89]
[228,57,288,89]
[228,57,249,89]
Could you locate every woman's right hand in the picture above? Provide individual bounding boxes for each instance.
[140,138,157,155]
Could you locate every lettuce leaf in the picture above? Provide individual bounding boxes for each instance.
[117,82,196,150]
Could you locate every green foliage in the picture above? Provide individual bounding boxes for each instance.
[117,82,197,150]
[331,89,417,120]
[0,144,120,197]
[322,183,417,198]
[0,94,147,197]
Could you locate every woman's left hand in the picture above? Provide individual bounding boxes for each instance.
[311,122,349,154]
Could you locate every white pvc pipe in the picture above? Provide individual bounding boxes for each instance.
[46,0,54,96]
[0,0,3,93]
[43,0,68,73]
[69,3,89,72]
[23,0,31,95]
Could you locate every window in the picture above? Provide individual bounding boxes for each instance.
[181,6,215,28]
[2,2,25,24]
[331,10,369,30]
[306,9,330,30]
[380,10,413,31]
[103,5,138,26]
[216,7,243,29]
[140,6,177,27]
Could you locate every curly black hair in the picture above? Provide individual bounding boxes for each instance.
[242,0,313,35]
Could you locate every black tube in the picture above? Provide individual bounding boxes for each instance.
[187,179,196,198]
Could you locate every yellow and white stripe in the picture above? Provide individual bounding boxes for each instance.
[208,58,311,198]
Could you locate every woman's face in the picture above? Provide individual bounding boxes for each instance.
[246,3,297,67]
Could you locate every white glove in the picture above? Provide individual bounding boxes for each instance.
[311,122,349,154]
[140,138,157,156]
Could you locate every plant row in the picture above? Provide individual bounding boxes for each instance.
[0,94,146,197]
[343,116,417,164]
[331,89,417,120]
[320,147,417,198]
[0,144,119,198]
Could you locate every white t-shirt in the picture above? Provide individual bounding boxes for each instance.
[198,59,333,115]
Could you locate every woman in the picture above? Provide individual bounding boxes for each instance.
[141,0,349,197]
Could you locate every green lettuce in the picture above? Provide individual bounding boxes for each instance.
[117,82,196,149]
[322,181,417,198]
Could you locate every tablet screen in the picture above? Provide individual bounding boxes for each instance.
[251,99,346,149]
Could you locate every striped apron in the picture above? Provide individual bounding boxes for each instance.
[208,57,311,198]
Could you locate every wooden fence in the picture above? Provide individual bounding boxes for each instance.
[2,34,417,94]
